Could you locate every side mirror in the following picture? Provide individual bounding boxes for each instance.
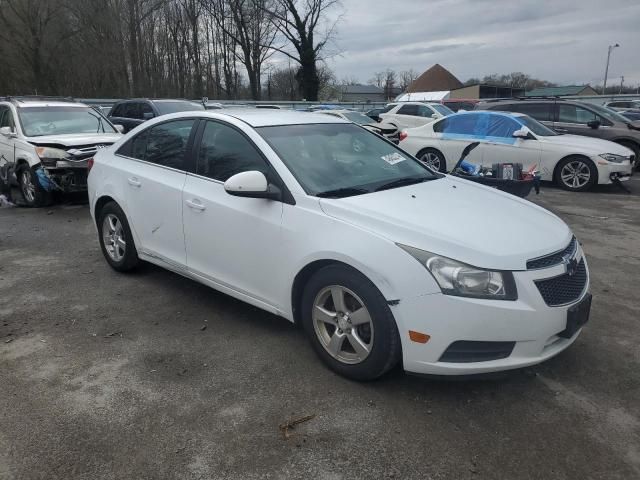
[114,124,125,133]
[224,170,281,200]
[513,128,533,139]
[587,120,600,129]
[0,126,16,137]
[142,112,154,120]
[431,113,439,119]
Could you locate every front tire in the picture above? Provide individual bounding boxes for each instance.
[555,156,597,192]
[97,201,139,272]
[417,148,447,172]
[301,265,401,381]
[17,165,53,207]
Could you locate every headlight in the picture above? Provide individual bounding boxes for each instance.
[398,244,517,300]
[35,147,69,160]
[599,153,627,163]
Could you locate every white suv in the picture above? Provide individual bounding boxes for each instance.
[0,97,122,206]
[379,102,454,130]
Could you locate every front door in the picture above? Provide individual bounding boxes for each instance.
[0,107,16,182]
[183,120,284,307]
[553,103,604,138]
[479,115,541,173]
[116,118,197,268]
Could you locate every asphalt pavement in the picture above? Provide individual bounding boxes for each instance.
[1,178,639,480]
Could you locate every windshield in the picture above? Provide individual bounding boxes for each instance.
[18,106,117,137]
[258,123,439,197]
[431,104,455,116]
[342,112,374,125]
[155,101,204,115]
[517,115,558,136]
[587,103,631,124]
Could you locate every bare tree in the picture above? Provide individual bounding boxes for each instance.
[399,69,418,91]
[263,0,341,101]
[368,71,385,89]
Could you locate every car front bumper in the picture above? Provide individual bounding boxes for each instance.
[394,250,590,376]
[596,159,633,184]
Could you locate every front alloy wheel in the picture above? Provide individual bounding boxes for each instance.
[97,201,139,272]
[102,214,127,262]
[418,149,446,172]
[556,157,596,191]
[312,286,374,364]
[301,265,401,381]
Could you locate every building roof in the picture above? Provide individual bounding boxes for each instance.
[395,91,450,102]
[525,85,594,97]
[340,84,384,94]
[407,64,463,93]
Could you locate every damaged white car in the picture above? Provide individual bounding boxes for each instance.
[0,97,122,206]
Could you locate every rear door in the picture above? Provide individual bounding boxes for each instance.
[182,120,284,307]
[114,118,198,268]
[432,114,484,169]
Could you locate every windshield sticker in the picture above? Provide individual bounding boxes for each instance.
[381,152,406,165]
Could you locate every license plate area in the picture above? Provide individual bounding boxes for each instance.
[558,293,592,339]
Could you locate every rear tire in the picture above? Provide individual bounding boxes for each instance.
[301,264,401,381]
[97,201,139,272]
[554,156,597,192]
[17,164,53,207]
[417,148,447,172]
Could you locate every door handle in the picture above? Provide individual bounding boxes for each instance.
[127,177,141,187]
[185,199,206,211]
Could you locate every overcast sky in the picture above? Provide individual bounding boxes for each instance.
[302,0,640,87]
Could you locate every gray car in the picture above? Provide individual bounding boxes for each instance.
[476,99,640,167]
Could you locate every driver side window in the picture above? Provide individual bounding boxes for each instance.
[0,107,15,130]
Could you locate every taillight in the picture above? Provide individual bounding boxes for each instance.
[87,158,94,172]
[399,131,408,141]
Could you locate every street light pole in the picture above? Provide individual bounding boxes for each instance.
[603,43,620,95]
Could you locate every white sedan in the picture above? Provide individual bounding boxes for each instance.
[88,110,591,380]
[400,110,634,191]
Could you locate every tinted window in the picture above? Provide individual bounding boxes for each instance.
[122,103,141,119]
[110,104,123,117]
[558,105,598,124]
[0,107,12,128]
[140,103,153,117]
[155,101,204,115]
[197,121,268,182]
[380,104,396,113]
[506,103,553,122]
[608,102,630,108]
[123,119,195,170]
[397,104,419,116]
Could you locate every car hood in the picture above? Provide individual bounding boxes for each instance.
[26,133,121,148]
[319,176,571,271]
[540,134,634,156]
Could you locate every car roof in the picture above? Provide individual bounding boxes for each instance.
[213,109,347,127]
[16,101,88,108]
[448,110,527,120]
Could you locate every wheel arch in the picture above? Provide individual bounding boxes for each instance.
[553,154,598,185]
[94,195,117,224]
[291,259,388,325]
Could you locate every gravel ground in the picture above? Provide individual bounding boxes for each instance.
[1,178,639,480]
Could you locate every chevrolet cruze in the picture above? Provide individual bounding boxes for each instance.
[88,110,591,380]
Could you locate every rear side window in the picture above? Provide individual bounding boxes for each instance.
[196,121,269,182]
[397,104,419,116]
[122,103,141,119]
[140,103,153,118]
[118,119,196,170]
[506,103,553,122]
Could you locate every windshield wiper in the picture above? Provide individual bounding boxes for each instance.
[375,176,434,192]
[88,111,104,133]
[316,187,370,198]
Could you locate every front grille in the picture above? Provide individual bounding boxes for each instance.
[527,237,577,270]
[439,341,516,363]
[534,259,587,306]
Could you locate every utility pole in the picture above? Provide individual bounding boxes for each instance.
[619,76,624,94]
[603,43,620,95]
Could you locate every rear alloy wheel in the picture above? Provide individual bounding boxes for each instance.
[555,157,596,192]
[301,265,401,381]
[97,201,139,272]
[418,148,446,172]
